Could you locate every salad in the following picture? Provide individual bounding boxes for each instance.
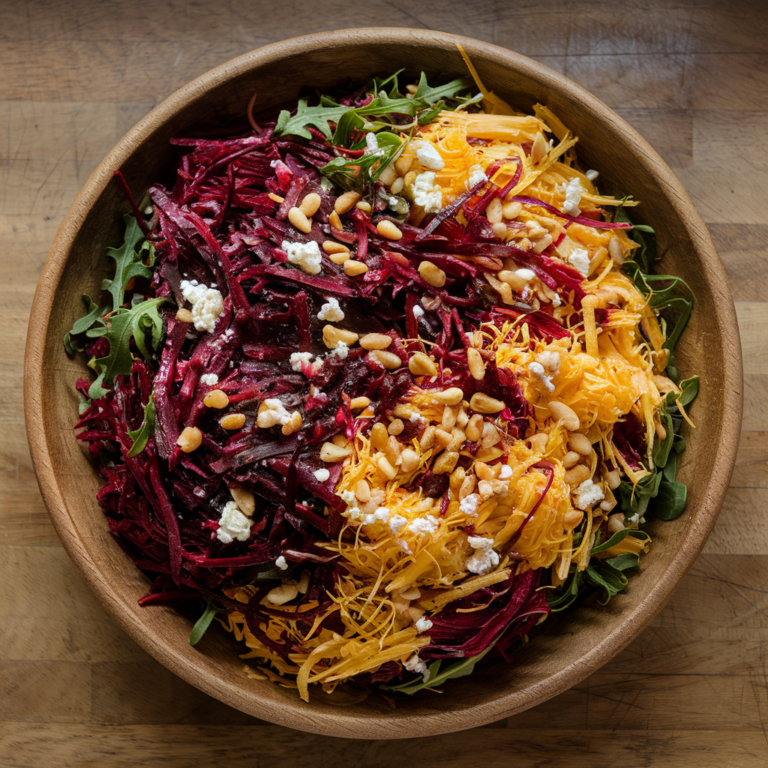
[67,50,698,702]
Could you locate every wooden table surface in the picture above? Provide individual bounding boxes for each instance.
[2,1,766,765]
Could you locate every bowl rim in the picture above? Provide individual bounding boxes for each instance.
[24,27,743,738]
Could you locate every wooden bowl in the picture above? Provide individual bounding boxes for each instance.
[24,29,743,738]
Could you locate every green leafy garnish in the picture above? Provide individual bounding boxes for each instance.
[103,214,156,313]
[127,394,156,458]
[189,600,221,646]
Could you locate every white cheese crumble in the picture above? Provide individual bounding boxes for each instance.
[529,361,555,393]
[404,654,430,682]
[317,298,344,322]
[330,341,349,360]
[574,479,605,510]
[364,132,385,157]
[389,514,408,536]
[275,555,288,570]
[415,616,433,633]
[411,171,443,213]
[459,493,480,517]
[585,169,599,181]
[537,350,561,376]
[313,468,330,482]
[282,239,322,275]
[413,305,425,318]
[559,177,584,216]
[499,464,513,480]
[180,280,224,333]
[568,247,591,277]
[289,352,314,372]
[259,398,292,427]
[415,141,445,171]
[407,515,439,537]
[216,501,253,544]
[200,373,218,386]
[466,164,487,189]
[466,535,500,575]
[340,490,356,506]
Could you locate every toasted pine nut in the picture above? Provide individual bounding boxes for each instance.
[475,462,494,481]
[359,333,392,350]
[565,465,590,486]
[344,259,368,277]
[356,201,372,213]
[385,435,402,465]
[335,191,361,214]
[322,325,359,348]
[230,487,255,516]
[391,177,404,194]
[480,422,500,448]
[459,474,476,500]
[441,405,459,432]
[220,413,246,431]
[533,233,553,253]
[409,352,438,377]
[498,270,529,291]
[433,451,459,474]
[177,426,202,452]
[203,389,229,409]
[329,251,351,265]
[601,497,617,512]
[320,442,353,462]
[492,222,508,239]
[609,236,625,265]
[268,192,284,203]
[466,414,484,442]
[371,422,389,450]
[470,392,505,414]
[378,164,397,186]
[531,131,548,164]
[376,454,397,480]
[478,480,494,498]
[418,261,446,288]
[569,432,593,456]
[331,434,349,448]
[400,448,420,473]
[486,198,503,224]
[395,155,413,176]
[281,411,302,436]
[388,418,404,436]
[467,348,485,380]
[376,220,403,240]
[563,509,584,527]
[450,466,466,491]
[434,428,452,450]
[322,240,350,255]
[563,450,581,469]
[350,396,371,410]
[420,425,436,451]
[607,513,625,534]
[502,201,522,219]
[606,469,622,490]
[176,308,194,323]
[355,479,371,503]
[369,350,402,370]
[288,207,312,234]
[299,193,321,217]
[267,583,299,605]
[432,387,464,406]
[456,406,468,428]
[548,400,580,431]
[529,433,548,453]
[329,211,343,231]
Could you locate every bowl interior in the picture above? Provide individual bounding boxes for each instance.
[28,30,742,738]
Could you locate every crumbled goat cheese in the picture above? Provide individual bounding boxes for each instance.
[317,298,344,322]
[459,493,480,517]
[200,373,218,386]
[407,515,439,537]
[529,361,555,393]
[515,268,537,282]
[585,169,599,181]
[574,479,605,510]
[313,468,330,482]
[568,247,591,277]
[499,464,513,480]
[466,164,487,189]
[410,412,425,423]
[537,350,561,376]
[282,239,322,275]
[415,141,445,171]
[180,280,224,333]
[411,171,443,213]
[415,616,434,633]
[259,398,292,427]
[340,490,357,506]
[364,132,385,157]
[216,501,253,544]
[413,305,425,318]
[330,341,349,360]
[466,535,500,575]
[290,352,314,372]
[559,177,584,216]
[389,514,408,536]
[275,556,288,570]
[374,506,390,522]
[404,654,430,682]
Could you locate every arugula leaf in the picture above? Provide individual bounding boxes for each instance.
[275,99,350,140]
[103,214,155,312]
[547,567,584,611]
[189,600,221,646]
[64,295,106,355]
[591,528,651,554]
[127,394,156,457]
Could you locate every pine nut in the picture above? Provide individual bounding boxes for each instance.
[409,352,438,377]
[359,333,392,350]
[322,240,350,255]
[177,426,202,452]
[498,270,529,291]
[331,434,349,448]
[548,400,580,431]
[480,422,500,448]
[356,201,372,213]
[220,413,246,431]
[371,422,389,450]
[420,425,436,451]
[492,222,508,239]
[607,513,625,534]
[369,350,402,370]
[330,211,343,231]
[466,414,484,442]
[230,487,255,516]
[329,251,351,265]
[323,325,359,348]
[388,418,404,436]
[601,497,617,512]
[176,308,194,323]
[432,387,464,406]
[450,466,466,491]
[395,155,413,176]
[344,259,368,277]
[606,469,622,490]
[376,220,403,240]
[299,193,321,217]
[335,191,361,214]
[394,404,414,419]
[609,236,625,265]
[281,411,302,436]
[434,428,452,450]
[433,451,459,474]
[385,435,402,464]
[376,454,397,479]
[563,509,584,527]
[478,480,494,498]
[459,474,476,500]
[203,389,229,409]
[441,405,459,431]
[565,465,590,486]
[391,177,404,194]
[418,261,446,288]
[563,450,581,469]
[531,131,548,164]
[267,583,299,605]
[320,442,353,462]
[456,406,468,428]
[529,433,548,453]
[350,396,371,410]
[475,462,494,481]
[400,448,420,473]
[378,164,397,186]
[502,201,522,219]
[268,193,284,203]
[355,479,371,503]
[533,233,553,253]
[486,198,503,224]
[467,348,485,380]
[470,392,505,414]
[288,207,312,234]
[569,432,593,456]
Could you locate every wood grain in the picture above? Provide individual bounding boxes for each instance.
[2,0,764,764]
